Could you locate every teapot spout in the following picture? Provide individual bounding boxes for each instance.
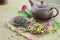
[29,0,34,6]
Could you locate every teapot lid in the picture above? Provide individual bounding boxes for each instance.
[36,1,49,8]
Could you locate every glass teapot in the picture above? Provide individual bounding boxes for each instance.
[29,0,59,21]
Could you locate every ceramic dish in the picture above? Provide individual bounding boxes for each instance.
[9,16,28,26]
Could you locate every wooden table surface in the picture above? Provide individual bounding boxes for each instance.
[0,0,60,40]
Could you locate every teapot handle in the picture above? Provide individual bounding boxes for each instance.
[50,7,59,18]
